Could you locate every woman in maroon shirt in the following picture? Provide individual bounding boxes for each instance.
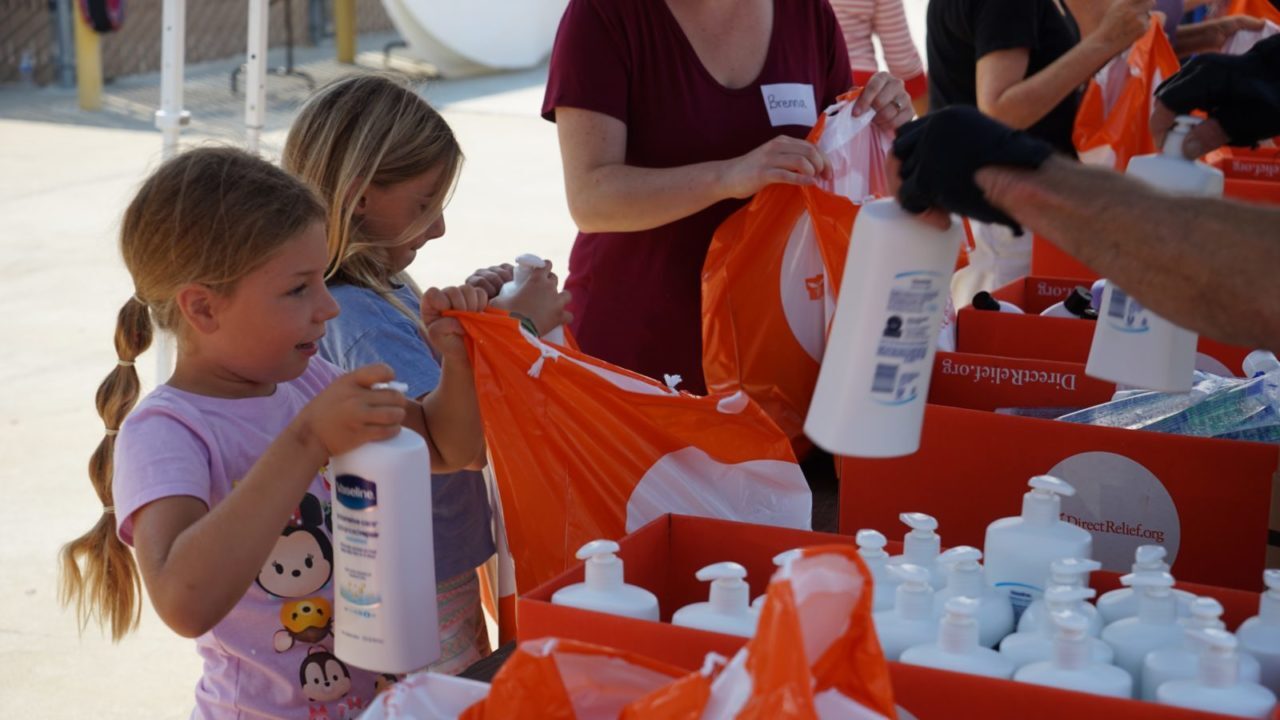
[543,0,915,394]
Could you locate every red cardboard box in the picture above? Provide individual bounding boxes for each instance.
[518,514,1272,720]
[956,275,1254,377]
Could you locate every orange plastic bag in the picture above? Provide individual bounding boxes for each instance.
[702,92,893,448]
[1226,0,1280,25]
[621,545,897,720]
[460,638,688,719]
[1074,22,1180,170]
[454,311,811,595]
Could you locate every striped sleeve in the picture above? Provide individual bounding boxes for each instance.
[871,0,927,97]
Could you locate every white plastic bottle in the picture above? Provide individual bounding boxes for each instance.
[672,562,758,638]
[857,530,897,612]
[888,512,945,590]
[931,546,1015,648]
[983,475,1093,621]
[873,563,940,660]
[1238,569,1280,695]
[902,597,1016,679]
[1000,586,1115,670]
[550,540,660,621]
[1018,558,1103,637]
[1102,571,1186,679]
[1085,116,1224,393]
[1245,351,1280,378]
[497,253,566,344]
[805,198,963,458]
[1097,545,1196,624]
[1015,610,1134,699]
[1157,629,1278,718]
[331,381,440,673]
[1040,286,1098,320]
[971,290,1025,314]
[1142,597,1263,700]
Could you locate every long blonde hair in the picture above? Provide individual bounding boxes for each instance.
[60,147,325,640]
[283,73,463,330]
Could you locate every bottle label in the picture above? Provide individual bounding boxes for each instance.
[334,474,381,614]
[870,270,945,405]
[1104,286,1150,334]
[997,582,1042,620]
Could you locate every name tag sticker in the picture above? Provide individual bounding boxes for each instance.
[760,83,818,127]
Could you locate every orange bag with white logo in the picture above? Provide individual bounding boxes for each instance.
[454,311,811,596]
[702,92,893,449]
[1074,22,1181,170]
[621,545,897,719]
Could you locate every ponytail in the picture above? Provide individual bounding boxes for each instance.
[59,296,153,640]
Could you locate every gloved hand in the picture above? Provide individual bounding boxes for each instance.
[1154,35,1280,151]
[892,106,1054,233]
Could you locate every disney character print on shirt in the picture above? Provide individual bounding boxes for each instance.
[258,493,336,652]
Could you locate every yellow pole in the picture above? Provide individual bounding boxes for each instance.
[335,0,356,63]
[73,0,102,110]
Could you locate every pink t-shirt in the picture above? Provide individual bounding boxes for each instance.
[114,358,382,719]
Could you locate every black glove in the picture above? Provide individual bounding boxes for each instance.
[1155,35,1280,147]
[892,106,1054,234]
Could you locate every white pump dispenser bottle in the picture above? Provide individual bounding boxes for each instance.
[1142,597,1263,700]
[1102,571,1186,679]
[873,563,940,660]
[1238,569,1280,695]
[1000,586,1115,670]
[902,597,1016,679]
[931,546,1014,648]
[888,512,945,590]
[1018,558,1103,637]
[551,540,660,621]
[857,530,897,612]
[1157,629,1278,718]
[1015,610,1134,699]
[673,562,758,638]
[497,253,566,344]
[1097,544,1195,624]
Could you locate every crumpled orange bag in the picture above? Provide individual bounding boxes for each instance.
[454,311,812,595]
[460,638,688,719]
[702,92,893,449]
[1226,0,1280,25]
[621,545,897,720]
[1074,21,1181,170]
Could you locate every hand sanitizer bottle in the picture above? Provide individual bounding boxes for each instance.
[805,198,964,458]
[1102,571,1186,679]
[1238,569,1280,695]
[751,549,802,612]
[857,530,897,612]
[903,597,1016,679]
[931,546,1015,648]
[1040,286,1098,320]
[497,253,566,344]
[1097,545,1196,624]
[983,475,1092,621]
[1018,558,1103,637]
[331,381,439,673]
[888,512,945,590]
[873,563,940,660]
[1157,629,1277,718]
[1000,586,1115,670]
[672,562,758,638]
[551,540,660,621]
[1085,116,1223,393]
[1015,610,1134,699]
[1142,597,1263,700]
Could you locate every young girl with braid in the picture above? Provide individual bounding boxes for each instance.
[59,147,488,719]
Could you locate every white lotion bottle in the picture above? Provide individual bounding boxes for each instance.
[902,596,1016,679]
[931,546,1015,648]
[1000,586,1115,670]
[857,530,897,612]
[1238,569,1280,695]
[1102,571,1186,680]
[1142,597,1263,700]
[1097,545,1195,624]
[1015,610,1134,699]
[805,198,963,458]
[983,475,1092,621]
[1085,116,1223,393]
[1158,629,1278,718]
[673,562,758,638]
[497,253,566,344]
[1018,558,1104,637]
[888,512,946,590]
[873,563,940,660]
[331,382,440,674]
[551,540,660,621]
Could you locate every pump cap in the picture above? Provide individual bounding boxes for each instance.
[1064,286,1097,319]
[1243,351,1280,378]
[772,549,804,568]
[938,546,982,567]
[1264,569,1280,591]
[575,539,620,560]
[899,512,938,534]
[1163,115,1203,157]
[886,562,931,586]
[1050,609,1090,636]
[1135,545,1168,566]
[1045,585,1097,606]
[1028,475,1076,497]
[1050,557,1102,579]
[1188,597,1225,621]
[944,596,980,618]
[1121,571,1176,589]
[514,253,548,269]
[972,291,1002,312]
[1193,627,1239,653]
[855,530,887,551]
[696,562,748,583]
